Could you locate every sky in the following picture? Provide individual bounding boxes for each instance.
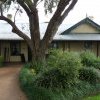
[63,0,100,24]
[7,0,100,25]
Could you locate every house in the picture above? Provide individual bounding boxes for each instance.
[52,17,100,57]
[0,17,100,62]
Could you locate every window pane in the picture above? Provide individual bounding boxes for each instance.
[84,41,92,50]
[10,41,20,56]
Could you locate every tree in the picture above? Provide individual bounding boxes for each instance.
[0,0,78,62]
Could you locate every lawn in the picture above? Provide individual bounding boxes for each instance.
[84,95,100,100]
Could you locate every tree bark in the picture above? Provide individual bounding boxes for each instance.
[0,0,78,63]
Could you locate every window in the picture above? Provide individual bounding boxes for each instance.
[84,41,92,50]
[10,41,20,56]
[50,42,58,48]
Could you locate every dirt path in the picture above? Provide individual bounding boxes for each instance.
[0,64,27,100]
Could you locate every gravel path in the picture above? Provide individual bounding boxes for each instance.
[0,64,27,100]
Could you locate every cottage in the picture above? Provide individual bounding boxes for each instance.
[52,17,100,57]
[0,17,100,62]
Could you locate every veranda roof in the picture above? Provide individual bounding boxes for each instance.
[0,18,100,41]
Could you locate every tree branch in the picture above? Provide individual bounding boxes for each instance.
[41,0,73,50]
[14,7,19,23]
[0,15,32,50]
[17,0,31,16]
[0,4,3,16]
[59,0,78,25]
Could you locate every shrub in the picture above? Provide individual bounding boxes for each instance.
[19,50,100,100]
[24,61,45,73]
[80,51,97,67]
[93,58,100,70]
[34,51,82,89]
[19,66,100,100]
[47,50,82,69]
[0,56,4,67]
[79,67,100,84]
[19,67,35,89]
[34,68,69,89]
[46,49,63,68]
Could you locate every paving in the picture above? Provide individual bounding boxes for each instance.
[0,64,27,100]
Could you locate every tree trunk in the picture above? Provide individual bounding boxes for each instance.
[30,46,47,63]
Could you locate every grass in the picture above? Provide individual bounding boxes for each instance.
[84,95,100,100]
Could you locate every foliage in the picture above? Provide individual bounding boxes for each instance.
[93,57,100,70]
[80,51,97,67]
[80,51,100,70]
[0,0,78,62]
[46,49,63,68]
[19,50,100,100]
[0,56,4,67]
[0,0,59,13]
[19,67,100,100]
[33,50,82,89]
[31,61,46,73]
[19,67,35,89]
[47,49,82,69]
[84,94,100,100]
[79,67,100,84]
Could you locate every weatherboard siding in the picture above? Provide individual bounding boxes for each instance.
[0,41,28,62]
[92,42,97,56]
[10,56,21,62]
[21,42,28,62]
[58,41,100,57]
[61,41,83,52]
[97,42,100,57]
[10,42,28,62]
[71,23,100,33]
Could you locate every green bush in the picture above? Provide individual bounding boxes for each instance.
[19,50,100,100]
[19,66,100,100]
[0,56,4,67]
[47,50,82,69]
[93,58,100,70]
[80,51,97,67]
[46,49,63,68]
[19,67,35,89]
[34,51,82,89]
[34,68,73,89]
[79,67,100,84]
[24,61,45,73]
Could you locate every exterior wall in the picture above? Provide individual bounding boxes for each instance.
[0,41,28,62]
[59,41,83,52]
[71,24,100,33]
[21,41,28,62]
[1,41,10,62]
[92,42,97,56]
[69,41,83,52]
[99,42,100,56]
[64,41,69,51]
[1,40,100,62]
[10,56,21,62]
[58,41,100,57]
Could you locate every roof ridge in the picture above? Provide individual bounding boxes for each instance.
[61,17,100,35]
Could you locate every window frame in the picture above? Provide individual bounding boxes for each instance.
[10,41,21,56]
[50,42,59,49]
[84,41,92,50]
